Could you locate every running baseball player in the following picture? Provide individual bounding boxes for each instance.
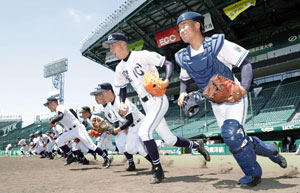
[90,83,153,171]
[44,96,111,167]
[5,143,12,157]
[35,130,54,159]
[81,106,117,158]
[17,137,33,157]
[175,11,287,187]
[103,33,210,184]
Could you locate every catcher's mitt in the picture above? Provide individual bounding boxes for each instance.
[203,75,247,104]
[99,120,117,135]
[144,71,166,96]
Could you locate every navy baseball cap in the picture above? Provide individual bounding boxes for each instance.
[177,11,205,27]
[90,82,113,96]
[44,96,58,106]
[81,106,91,113]
[102,33,127,48]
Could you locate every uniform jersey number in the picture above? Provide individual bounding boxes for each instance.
[133,63,144,78]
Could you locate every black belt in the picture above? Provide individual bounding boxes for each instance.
[131,119,141,127]
[141,96,149,102]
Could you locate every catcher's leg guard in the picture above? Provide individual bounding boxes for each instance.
[251,136,287,168]
[221,119,262,186]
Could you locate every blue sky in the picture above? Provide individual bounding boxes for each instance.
[0,0,126,125]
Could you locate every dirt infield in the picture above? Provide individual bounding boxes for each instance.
[0,154,299,193]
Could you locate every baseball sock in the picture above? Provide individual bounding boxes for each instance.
[174,136,199,148]
[144,154,153,164]
[73,150,84,159]
[143,139,161,167]
[60,144,74,157]
[21,151,24,155]
[103,149,108,156]
[93,147,108,160]
[124,152,134,163]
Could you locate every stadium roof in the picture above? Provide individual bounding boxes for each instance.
[81,0,300,70]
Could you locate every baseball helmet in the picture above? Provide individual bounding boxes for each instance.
[177,11,205,30]
[182,91,204,118]
[35,130,42,135]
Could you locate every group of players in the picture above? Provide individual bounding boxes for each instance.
[13,11,288,187]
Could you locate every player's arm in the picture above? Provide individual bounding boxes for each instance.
[160,60,174,88]
[239,58,253,92]
[50,112,64,124]
[178,78,194,106]
[113,113,133,134]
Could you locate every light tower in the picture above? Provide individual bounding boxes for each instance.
[43,58,68,104]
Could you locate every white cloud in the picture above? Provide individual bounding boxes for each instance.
[68,9,81,23]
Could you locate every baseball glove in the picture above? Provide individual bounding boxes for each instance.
[49,117,58,127]
[203,75,247,104]
[99,120,116,135]
[88,129,101,138]
[144,71,166,96]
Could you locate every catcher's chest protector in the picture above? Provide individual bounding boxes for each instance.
[175,34,234,92]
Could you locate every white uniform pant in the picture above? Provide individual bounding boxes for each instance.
[35,144,45,154]
[211,95,248,127]
[56,124,97,151]
[139,94,177,145]
[71,141,90,153]
[97,132,116,152]
[46,140,54,153]
[20,145,30,154]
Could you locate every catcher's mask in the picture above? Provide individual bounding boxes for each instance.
[182,91,203,118]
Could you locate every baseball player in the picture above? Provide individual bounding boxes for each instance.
[5,143,12,157]
[175,11,287,187]
[44,96,111,167]
[81,106,117,158]
[17,137,33,157]
[90,83,153,171]
[103,33,210,184]
[35,130,54,159]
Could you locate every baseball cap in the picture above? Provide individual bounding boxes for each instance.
[177,11,205,27]
[44,96,58,106]
[90,82,113,96]
[102,33,127,48]
[81,106,91,113]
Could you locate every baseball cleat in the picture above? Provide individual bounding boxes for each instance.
[64,155,75,166]
[149,165,164,184]
[80,158,90,165]
[196,139,211,161]
[277,154,287,168]
[102,158,111,168]
[126,162,136,171]
[239,176,261,187]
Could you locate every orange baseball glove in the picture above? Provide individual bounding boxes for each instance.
[144,71,166,96]
[88,129,101,138]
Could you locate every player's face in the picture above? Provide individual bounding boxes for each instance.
[95,91,108,105]
[178,20,199,43]
[47,101,57,112]
[82,111,90,119]
[109,42,126,60]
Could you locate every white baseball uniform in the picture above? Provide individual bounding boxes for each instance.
[115,50,177,145]
[38,134,53,153]
[5,144,11,156]
[102,95,148,156]
[85,114,117,152]
[33,137,44,154]
[52,124,64,138]
[18,139,30,155]
[55,105,98,151]
[179,40,248,126]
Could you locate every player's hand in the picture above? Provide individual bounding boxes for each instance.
[124,128,128,135]
[113,127,121,135]
[178,92,188,106]
[161,79,170,89]
[120,102,129,116]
